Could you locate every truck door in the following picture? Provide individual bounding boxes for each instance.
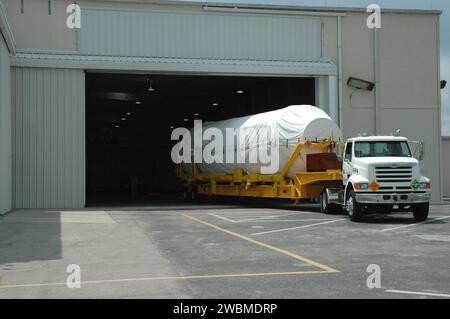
[342,142,353,186]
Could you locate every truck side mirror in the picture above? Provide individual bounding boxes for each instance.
[335,142,344,161]
[416,142,424,161]
[410,141,424,161]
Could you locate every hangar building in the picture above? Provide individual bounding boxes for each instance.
[0,0,443,212]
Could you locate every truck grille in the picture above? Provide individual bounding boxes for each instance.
[375,166,413,183]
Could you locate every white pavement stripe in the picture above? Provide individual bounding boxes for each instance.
[380,216,450,232]
[207,213,237,223]
[386,289,450,298]
[242,218,338,223]
[208,212,310,223]
[251,219,346,236]
[237,212,304,223]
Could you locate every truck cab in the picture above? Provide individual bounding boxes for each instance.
[321,136,431,222]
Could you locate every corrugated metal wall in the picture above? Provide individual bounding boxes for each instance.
[0,33,12,214]
[79,8,321,61]
[11,67,85,208]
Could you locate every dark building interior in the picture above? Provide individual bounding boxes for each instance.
[85,73,315,205]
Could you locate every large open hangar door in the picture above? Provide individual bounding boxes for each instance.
[86,73,315,205]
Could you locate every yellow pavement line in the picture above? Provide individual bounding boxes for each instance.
[183,214,339,273]
[0,270,330,290]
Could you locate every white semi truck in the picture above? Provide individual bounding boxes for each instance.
[320,136,432,222]
[176,105,431,223]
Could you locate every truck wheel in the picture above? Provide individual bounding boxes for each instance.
[413,203,429,222]
[347,190,363,222]
[320,190,341,214]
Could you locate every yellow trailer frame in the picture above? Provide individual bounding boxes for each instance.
[177,140,343,202]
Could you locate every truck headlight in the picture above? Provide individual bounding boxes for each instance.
[354,183,369,190]
[419,182,432,189]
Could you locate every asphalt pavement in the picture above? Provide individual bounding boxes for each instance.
[0,201,449,298]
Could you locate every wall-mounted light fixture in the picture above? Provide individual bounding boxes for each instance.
[441,80,447,89]
[347,77,375,91]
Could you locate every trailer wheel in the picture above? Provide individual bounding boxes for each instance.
[412,203,429,222]
[320,190,341,214]
[347,190,363,222]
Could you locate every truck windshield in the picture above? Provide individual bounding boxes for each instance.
[354,141,412,158]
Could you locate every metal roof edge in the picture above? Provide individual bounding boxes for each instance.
[155,1,442,15]
[11,52,337,76]
[0,1,16,55]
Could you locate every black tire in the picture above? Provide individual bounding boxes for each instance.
[346,190,364,222]
[413,203,429,222]
[320,190,341,214]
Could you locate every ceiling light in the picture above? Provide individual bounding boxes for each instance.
[347,77,375,91]
[115,125,120,128]
[121,118,126,121]
[126,112,132,116]
[212,103,219,107]
[135,101,141,105]
[236,90,244,94]
[193,113,199,116]
[170,126,175,129]
[96,92,136,101]
[147,78,155,92]
[183,118,189,122]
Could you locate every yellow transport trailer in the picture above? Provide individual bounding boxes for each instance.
[177,140,343,203]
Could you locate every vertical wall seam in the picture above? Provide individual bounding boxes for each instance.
[436,16,443,201]
[11,67,16,210]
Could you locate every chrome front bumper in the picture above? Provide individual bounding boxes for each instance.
[355,192,431,204]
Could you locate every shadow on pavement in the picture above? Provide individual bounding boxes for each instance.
[360,213,447,225]
[0,211,62,266]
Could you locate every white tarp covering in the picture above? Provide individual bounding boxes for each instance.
[181,105,342,177]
